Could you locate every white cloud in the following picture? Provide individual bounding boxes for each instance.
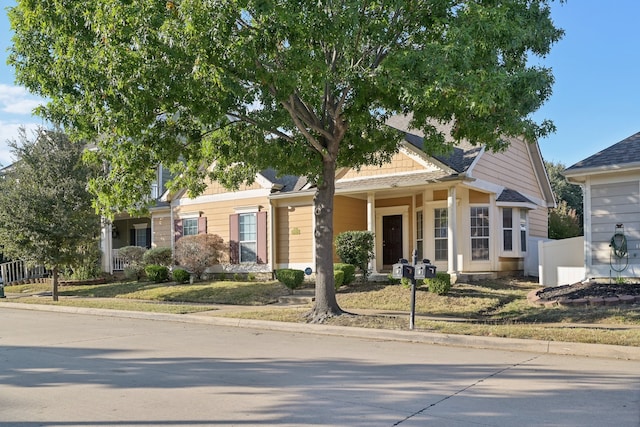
[0,83,46,115]
[0,120,42,167]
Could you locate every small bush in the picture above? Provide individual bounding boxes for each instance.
[247,272,256,281]
[145,264,169,283]
[387,274,401,285]
[276,269,304,291]
[334,270,345,291]
[334,263,356,286]
[335,231,374,281]
[426,272,452,295]
[124,266,144,281]
[174,234,227,279]
[143,247,173,267]
[118,246,147,268]
[172,268,190,284]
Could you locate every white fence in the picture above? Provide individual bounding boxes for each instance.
[0,260,47,285]
[537,237,585,287]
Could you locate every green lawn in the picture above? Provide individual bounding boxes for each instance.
[3,278,640,346]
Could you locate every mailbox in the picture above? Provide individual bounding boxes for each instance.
[391,259,415,280]
[414,261,436,279]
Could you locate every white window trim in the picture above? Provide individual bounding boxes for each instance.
[470,204,491,262]
[499,207,529,257]
[239,212,258,263]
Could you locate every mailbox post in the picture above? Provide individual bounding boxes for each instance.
[392,250,436,330]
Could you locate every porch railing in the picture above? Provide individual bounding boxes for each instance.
[0,260,47,286]
[112,249,126,271]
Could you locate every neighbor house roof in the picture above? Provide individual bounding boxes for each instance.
[564,131,640,179]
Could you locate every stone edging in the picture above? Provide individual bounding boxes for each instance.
[528,289,640,307]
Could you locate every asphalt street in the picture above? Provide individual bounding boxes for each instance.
[1,306,639,426]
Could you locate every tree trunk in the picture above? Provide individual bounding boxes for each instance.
[51,266,59,302]
[307,156,344,323]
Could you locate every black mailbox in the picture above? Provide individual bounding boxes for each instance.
[391,259,415,280]
[414,262,436,279]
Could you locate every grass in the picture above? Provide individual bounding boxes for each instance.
[3,277,640,346]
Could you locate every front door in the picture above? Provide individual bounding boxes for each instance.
[382,215,403,268]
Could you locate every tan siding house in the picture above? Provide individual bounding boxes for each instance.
[101,117,555,281]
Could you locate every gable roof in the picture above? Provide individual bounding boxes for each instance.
[564,131,640,179]
[386,114,483,174]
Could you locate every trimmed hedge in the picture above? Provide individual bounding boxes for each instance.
[143,247,173,267]
[276,269,304,291]
[172,268,190,284]
[425,272,452,295]
[334,263,356,286]
[334,270,345,291]
[145,264,169,283]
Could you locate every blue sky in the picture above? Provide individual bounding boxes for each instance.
[0,1,638,167]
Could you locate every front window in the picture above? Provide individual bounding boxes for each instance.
[503,208,513,251]
[434,208,448,261]
[134,228,148,248]
[416,210,424,261]
[470,207,489,260]
[183,218,198,236]
[239,213,257,263]
[520,210,527,252]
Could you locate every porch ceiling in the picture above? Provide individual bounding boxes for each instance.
[335,170,453,195]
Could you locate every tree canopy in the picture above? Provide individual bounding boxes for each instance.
[0,128,101,300]
[9,0,563,319]
[545,160,583,238]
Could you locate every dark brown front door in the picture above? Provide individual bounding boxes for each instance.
[382,215,403,267]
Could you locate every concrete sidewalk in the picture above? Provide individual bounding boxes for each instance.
[2,296,640,361]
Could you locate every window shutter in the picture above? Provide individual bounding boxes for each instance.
[198,217,207,234]
[257,211,267,264]
[129,229,135,246]
[229,214,239,264]
[145,228,152,249]
[174,219,183,242]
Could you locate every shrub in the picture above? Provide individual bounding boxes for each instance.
[174,234,227,279]
[145,264,169,283]
[334,263,356,286]
[334,270,345,291]
[68,239,103,280]
[247,272,256,281]
[276,269,304,291]
[172,268,190,284]
[335,231,374,281]
[425,272,452,295]
[124,266,144,281]
[143,247,173,267]
[118,246,146,268]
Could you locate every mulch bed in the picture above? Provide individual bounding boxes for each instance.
[530,282,640,307]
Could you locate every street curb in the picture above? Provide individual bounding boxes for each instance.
[3,301,640,361]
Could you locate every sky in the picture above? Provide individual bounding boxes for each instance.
[0,1,639,168]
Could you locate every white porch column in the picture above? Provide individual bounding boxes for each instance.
[100,218,113,274]
[447,186,459,277]
[367,192,377,273]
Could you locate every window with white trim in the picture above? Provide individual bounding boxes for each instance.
[183,218,198,236]
[520,210,527,252]
[134,228,148,247]
[416,210,424,261]
[503,208,513,251]
[434,208,448,261]
[501,208,528,256]
[239,213,257,263]
[470,206,489,261]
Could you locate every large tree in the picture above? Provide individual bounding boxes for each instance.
[9,0,563,321]
[0,128,101,301]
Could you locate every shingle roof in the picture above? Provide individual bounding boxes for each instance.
[565,131,640,172]
[336,171,450,192]
[386,115,483,173]
[259,169,309,192]
[497,188,534,204]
